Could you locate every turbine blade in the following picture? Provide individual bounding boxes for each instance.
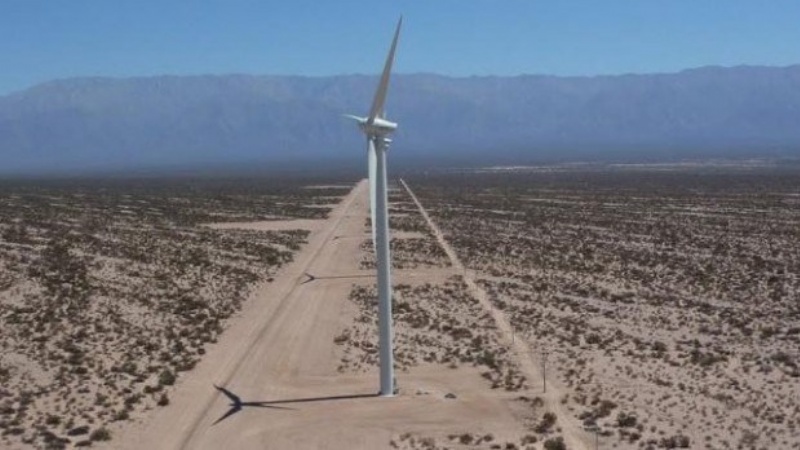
[343,114,366,123]
[367,17,402,124]
[368,138,377,246]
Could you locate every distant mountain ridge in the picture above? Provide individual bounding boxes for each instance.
[2,65,800,174]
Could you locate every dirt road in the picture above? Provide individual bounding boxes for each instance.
[109,180,534,449]
[400,178,591,450]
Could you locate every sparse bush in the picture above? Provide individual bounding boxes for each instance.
[158,369,176,386]
[45,415,61,426]
[66,425,90,436]
[585,333,601,345]
[90,427,111,441]
[543,436,566,450]
[333,332,350,345]
[617,411,637,428]
[157,393,170,406]
[660,434,690,448]
[535,412,557,433]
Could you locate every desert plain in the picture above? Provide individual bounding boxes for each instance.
[1,165,799,450]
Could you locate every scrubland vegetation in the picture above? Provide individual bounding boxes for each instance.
[339,182,574,449]
[337,277,526,392]
[0,177,348,449]
[9,165,797,449]
[403,167,800,449]
[360,189,450,270]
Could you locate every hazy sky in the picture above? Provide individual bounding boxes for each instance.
[2,1,800,94]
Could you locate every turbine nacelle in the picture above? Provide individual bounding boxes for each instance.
[344,114,398,137]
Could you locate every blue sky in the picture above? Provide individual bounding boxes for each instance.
[2,1,800,94]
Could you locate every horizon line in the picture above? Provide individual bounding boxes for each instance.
[4,62,800,96]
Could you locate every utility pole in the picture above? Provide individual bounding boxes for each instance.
[526,327,549,395]
[586,425,600,450]
[511,311,515,346]
[595,427,599,450]
[542,349,548,394]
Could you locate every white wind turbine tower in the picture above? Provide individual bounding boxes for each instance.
[345,17,402,397]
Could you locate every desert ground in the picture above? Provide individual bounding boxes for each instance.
[1,166,798,449]
[404,166,800,449]
[96,178,587,450]
[0,177,349,449]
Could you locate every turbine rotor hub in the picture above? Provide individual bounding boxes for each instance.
[361,117,398,137]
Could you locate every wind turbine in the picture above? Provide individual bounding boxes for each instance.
[345,17,402,397]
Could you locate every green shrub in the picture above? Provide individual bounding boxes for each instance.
[158,369,176,386]
[543,437,566,450]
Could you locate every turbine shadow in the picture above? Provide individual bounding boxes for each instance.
[300,272,373,285]
[300,272,316,285]
[255,392,378,406]
[212,385,378,425]
[212,384,293,425]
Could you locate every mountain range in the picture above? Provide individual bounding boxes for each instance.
[1,65,800,175]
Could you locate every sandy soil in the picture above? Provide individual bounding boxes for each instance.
[0,180,327,450]
[7,169,794,449]
[404,169,800,449]
[400,179,591,449]
[106,179,586,450]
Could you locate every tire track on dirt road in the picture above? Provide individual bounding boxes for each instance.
[111,181,366,450]
[400,178,591,450]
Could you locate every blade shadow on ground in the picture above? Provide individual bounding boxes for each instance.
[212,384,377,425]
[300,272,373,285]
